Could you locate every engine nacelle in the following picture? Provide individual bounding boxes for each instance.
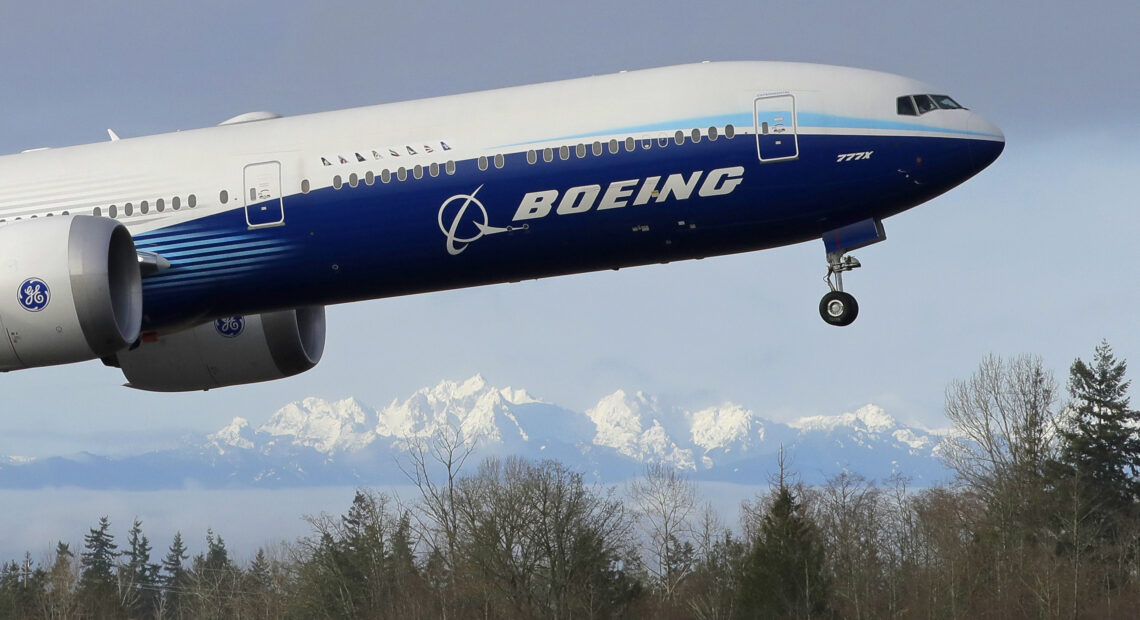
[114,306,326,391]
[0,216,142,370]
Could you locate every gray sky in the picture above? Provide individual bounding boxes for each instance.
[0,1,1136,456]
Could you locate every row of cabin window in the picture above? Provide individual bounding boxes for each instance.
[92,194,198,219]
[0,211,72,223]
[310,125,736,194]
[0,195,200,222]
[526,126,736,165]
[312,159,459,193]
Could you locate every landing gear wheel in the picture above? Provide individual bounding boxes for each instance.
[819,291,859,327]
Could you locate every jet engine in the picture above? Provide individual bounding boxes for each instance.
[112,306,326,391]
[0,216,142,370]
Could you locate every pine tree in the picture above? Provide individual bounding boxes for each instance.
[1057,341,1140,532]
[247,549,271,591]
[160,531,190,618]
[738,460,829,618]
[161,531,189,586]
[389,510,417,579]
[124,518,160,619]
[80,516,118,586]
[79,515,123,616]
[44,542,77,619]
[189,529,240,618]
[0,559,41,616]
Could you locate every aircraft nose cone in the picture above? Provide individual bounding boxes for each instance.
[968,113,1005,171]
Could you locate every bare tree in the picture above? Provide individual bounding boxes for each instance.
[396,424,478,619]
[943,353,1061,498]
[943,354,1061,611]
[685,504,742,620]
[813,471,883,620]
[453,457,640,619]
[629,463,698,602]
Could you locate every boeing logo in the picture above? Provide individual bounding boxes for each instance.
[438,185,526,256]
[513,166,745,221]
[437,168,745,255]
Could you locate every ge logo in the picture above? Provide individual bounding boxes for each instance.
[437,185,520,255]
[215,316,245,338]
[17,278,50,312]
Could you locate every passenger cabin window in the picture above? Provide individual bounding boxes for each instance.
[897,96,917,116]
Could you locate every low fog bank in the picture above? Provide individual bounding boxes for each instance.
[0,481,765,562]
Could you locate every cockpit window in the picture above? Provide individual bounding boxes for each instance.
[913,94,938,114]
[931,94,964,110]
[898,93,969,116]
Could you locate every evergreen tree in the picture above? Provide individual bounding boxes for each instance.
[79,515,124,616]
[44,542,78,619]
[0,557,45,617]
[202,530,232,572]
[738,471,828,618]
[247,549,271,590]
[242,548,276,617]
[388,510,417,579]
[188,530,241,619]
[160,531,190,618]
[80,516,118,586]
[1057,341,1140,532]
[124,518,160,619]
[161,531,189,585]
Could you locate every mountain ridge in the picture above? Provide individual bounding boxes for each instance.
[0,376,954,489]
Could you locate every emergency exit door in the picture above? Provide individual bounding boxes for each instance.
[753,93,799,162]
[244,161,284,228]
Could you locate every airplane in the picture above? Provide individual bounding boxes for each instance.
[0,61,1003,391]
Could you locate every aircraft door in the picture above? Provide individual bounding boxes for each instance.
[754,93,799,162]
[244,161,284,228]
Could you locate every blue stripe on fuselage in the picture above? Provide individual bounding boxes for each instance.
[501,112,1001,148]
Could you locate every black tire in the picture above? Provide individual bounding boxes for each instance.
[819,291,859,326]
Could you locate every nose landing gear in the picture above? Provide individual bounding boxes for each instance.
[817,217,887,327]
[820,253,860,326]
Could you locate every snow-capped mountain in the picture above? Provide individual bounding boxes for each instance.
[0,376,953,489]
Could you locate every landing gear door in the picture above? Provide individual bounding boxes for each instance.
[754,93,799,163]
[244,161,284,228]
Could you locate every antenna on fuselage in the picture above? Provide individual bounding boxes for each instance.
[107,129,120,142]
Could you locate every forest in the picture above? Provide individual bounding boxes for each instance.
[0,342,1136,619]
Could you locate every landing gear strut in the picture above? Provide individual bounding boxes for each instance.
[817,217,886,327]
[819,252,860,327]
